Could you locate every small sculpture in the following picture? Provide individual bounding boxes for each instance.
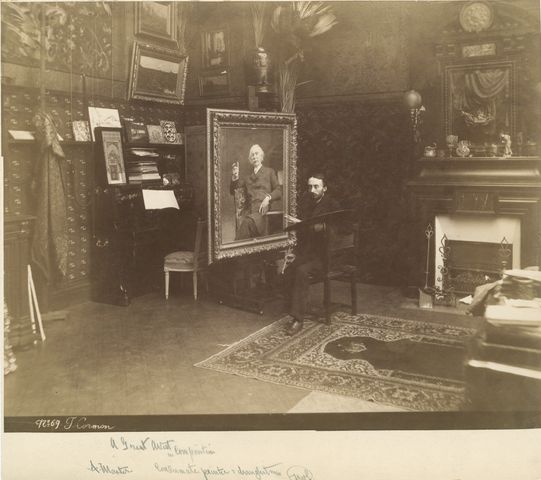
[500,132,512,157]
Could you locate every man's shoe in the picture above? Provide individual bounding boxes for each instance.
[287,319,303,336]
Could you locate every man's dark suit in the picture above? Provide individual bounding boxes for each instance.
[230,166,281,239]
[284,193,341,321]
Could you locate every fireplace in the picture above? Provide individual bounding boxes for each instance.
[408,156,541,295]
[445,240,512,294]
[435,214,520,295]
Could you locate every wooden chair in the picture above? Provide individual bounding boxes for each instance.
[164,219,207,300]
[312,220,359,324]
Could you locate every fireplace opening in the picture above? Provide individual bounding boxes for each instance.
[444,239,513,295]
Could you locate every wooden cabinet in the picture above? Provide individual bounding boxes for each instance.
[91,184,194,306]
[3,214,34,343]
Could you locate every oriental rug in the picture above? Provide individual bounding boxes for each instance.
[195,312,476,411]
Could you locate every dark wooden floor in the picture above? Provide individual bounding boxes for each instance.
[4,283,481,416]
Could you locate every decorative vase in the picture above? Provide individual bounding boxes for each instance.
[252,47,271,93]
[456,140,471,157]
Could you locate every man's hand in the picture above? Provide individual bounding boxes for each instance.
[259,196,270,214]
[285,214,301,224]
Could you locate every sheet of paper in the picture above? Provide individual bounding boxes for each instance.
[87,107,122,141]
[142,189,179,210]
[8,130,35,140]
[3,430,541,480]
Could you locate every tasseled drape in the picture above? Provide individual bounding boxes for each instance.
[31,112,68,281]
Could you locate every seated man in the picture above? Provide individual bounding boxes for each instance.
[230,144,281,240]
[283,173,340,335]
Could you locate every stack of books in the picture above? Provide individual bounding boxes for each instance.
[465,269,541,409]
[126,148,161,184]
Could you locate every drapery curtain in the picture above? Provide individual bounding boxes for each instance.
[451,68,510,132]
[31,112,68,281]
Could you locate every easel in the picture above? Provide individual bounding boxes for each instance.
[27,265,46,342]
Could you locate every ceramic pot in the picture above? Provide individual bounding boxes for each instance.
[252,47,271,93]
[424,146,437,157]
[456,140,471,157]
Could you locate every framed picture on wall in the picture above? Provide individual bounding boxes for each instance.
[199,70,230,97]
[95,128,127,186]
[201,28,229,69]
[128,42,188,105]
[135,1,178,46]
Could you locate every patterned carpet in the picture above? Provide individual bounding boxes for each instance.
[196,312,477,411]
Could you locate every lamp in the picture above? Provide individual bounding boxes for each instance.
[403,90,425,143]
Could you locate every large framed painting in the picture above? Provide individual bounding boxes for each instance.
[444,60,516,146]
[207,109,298,263]
[128,42,188,105]
[135,1,178,46]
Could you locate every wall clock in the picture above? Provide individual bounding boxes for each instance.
[459,1,494,33]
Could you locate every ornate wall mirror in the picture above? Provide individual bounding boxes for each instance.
[207,109,297,263]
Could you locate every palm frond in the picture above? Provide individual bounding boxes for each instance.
[251,3,266,47]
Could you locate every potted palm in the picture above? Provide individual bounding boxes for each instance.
[271,1,337,112]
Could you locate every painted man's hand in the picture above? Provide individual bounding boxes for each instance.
[232,163,240,181]
[259,196,270,214]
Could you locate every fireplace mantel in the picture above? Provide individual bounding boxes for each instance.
[408,156,541,189]
[407,155,541,273]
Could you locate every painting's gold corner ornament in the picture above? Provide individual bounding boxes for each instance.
[459,1,494,33]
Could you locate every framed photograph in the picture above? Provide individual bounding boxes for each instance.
[95,128,127,186]
[134,1,178,46]
[128,42,188,105]
[199,70,230,97]
[201,28,229,69]
[207,109,297,263]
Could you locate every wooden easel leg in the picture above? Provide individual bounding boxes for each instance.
[28,265,46,341]
[351,276,358,315]
[324,278,331,324]
[27,268,37,337]
[193,271,198,300]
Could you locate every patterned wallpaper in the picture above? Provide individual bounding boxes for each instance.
[3,86,187,292]
[299,3,410,98]
[1,2,113,78]
[296,101,422,286]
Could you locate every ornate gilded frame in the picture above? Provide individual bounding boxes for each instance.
[443,59,516,139]
[207,109,297,264]
[128,42,188,105]
[134,1,178,47]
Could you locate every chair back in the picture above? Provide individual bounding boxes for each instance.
[324,219,359,270]
[193,219,207,269]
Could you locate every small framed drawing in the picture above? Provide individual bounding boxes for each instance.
[199,70,230,97]
[201,28,229,69]
[147,125,166,144]
[72,120,91,142]
[95,128,127,186]
[135,1,178,46]
[128,42,188,105]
